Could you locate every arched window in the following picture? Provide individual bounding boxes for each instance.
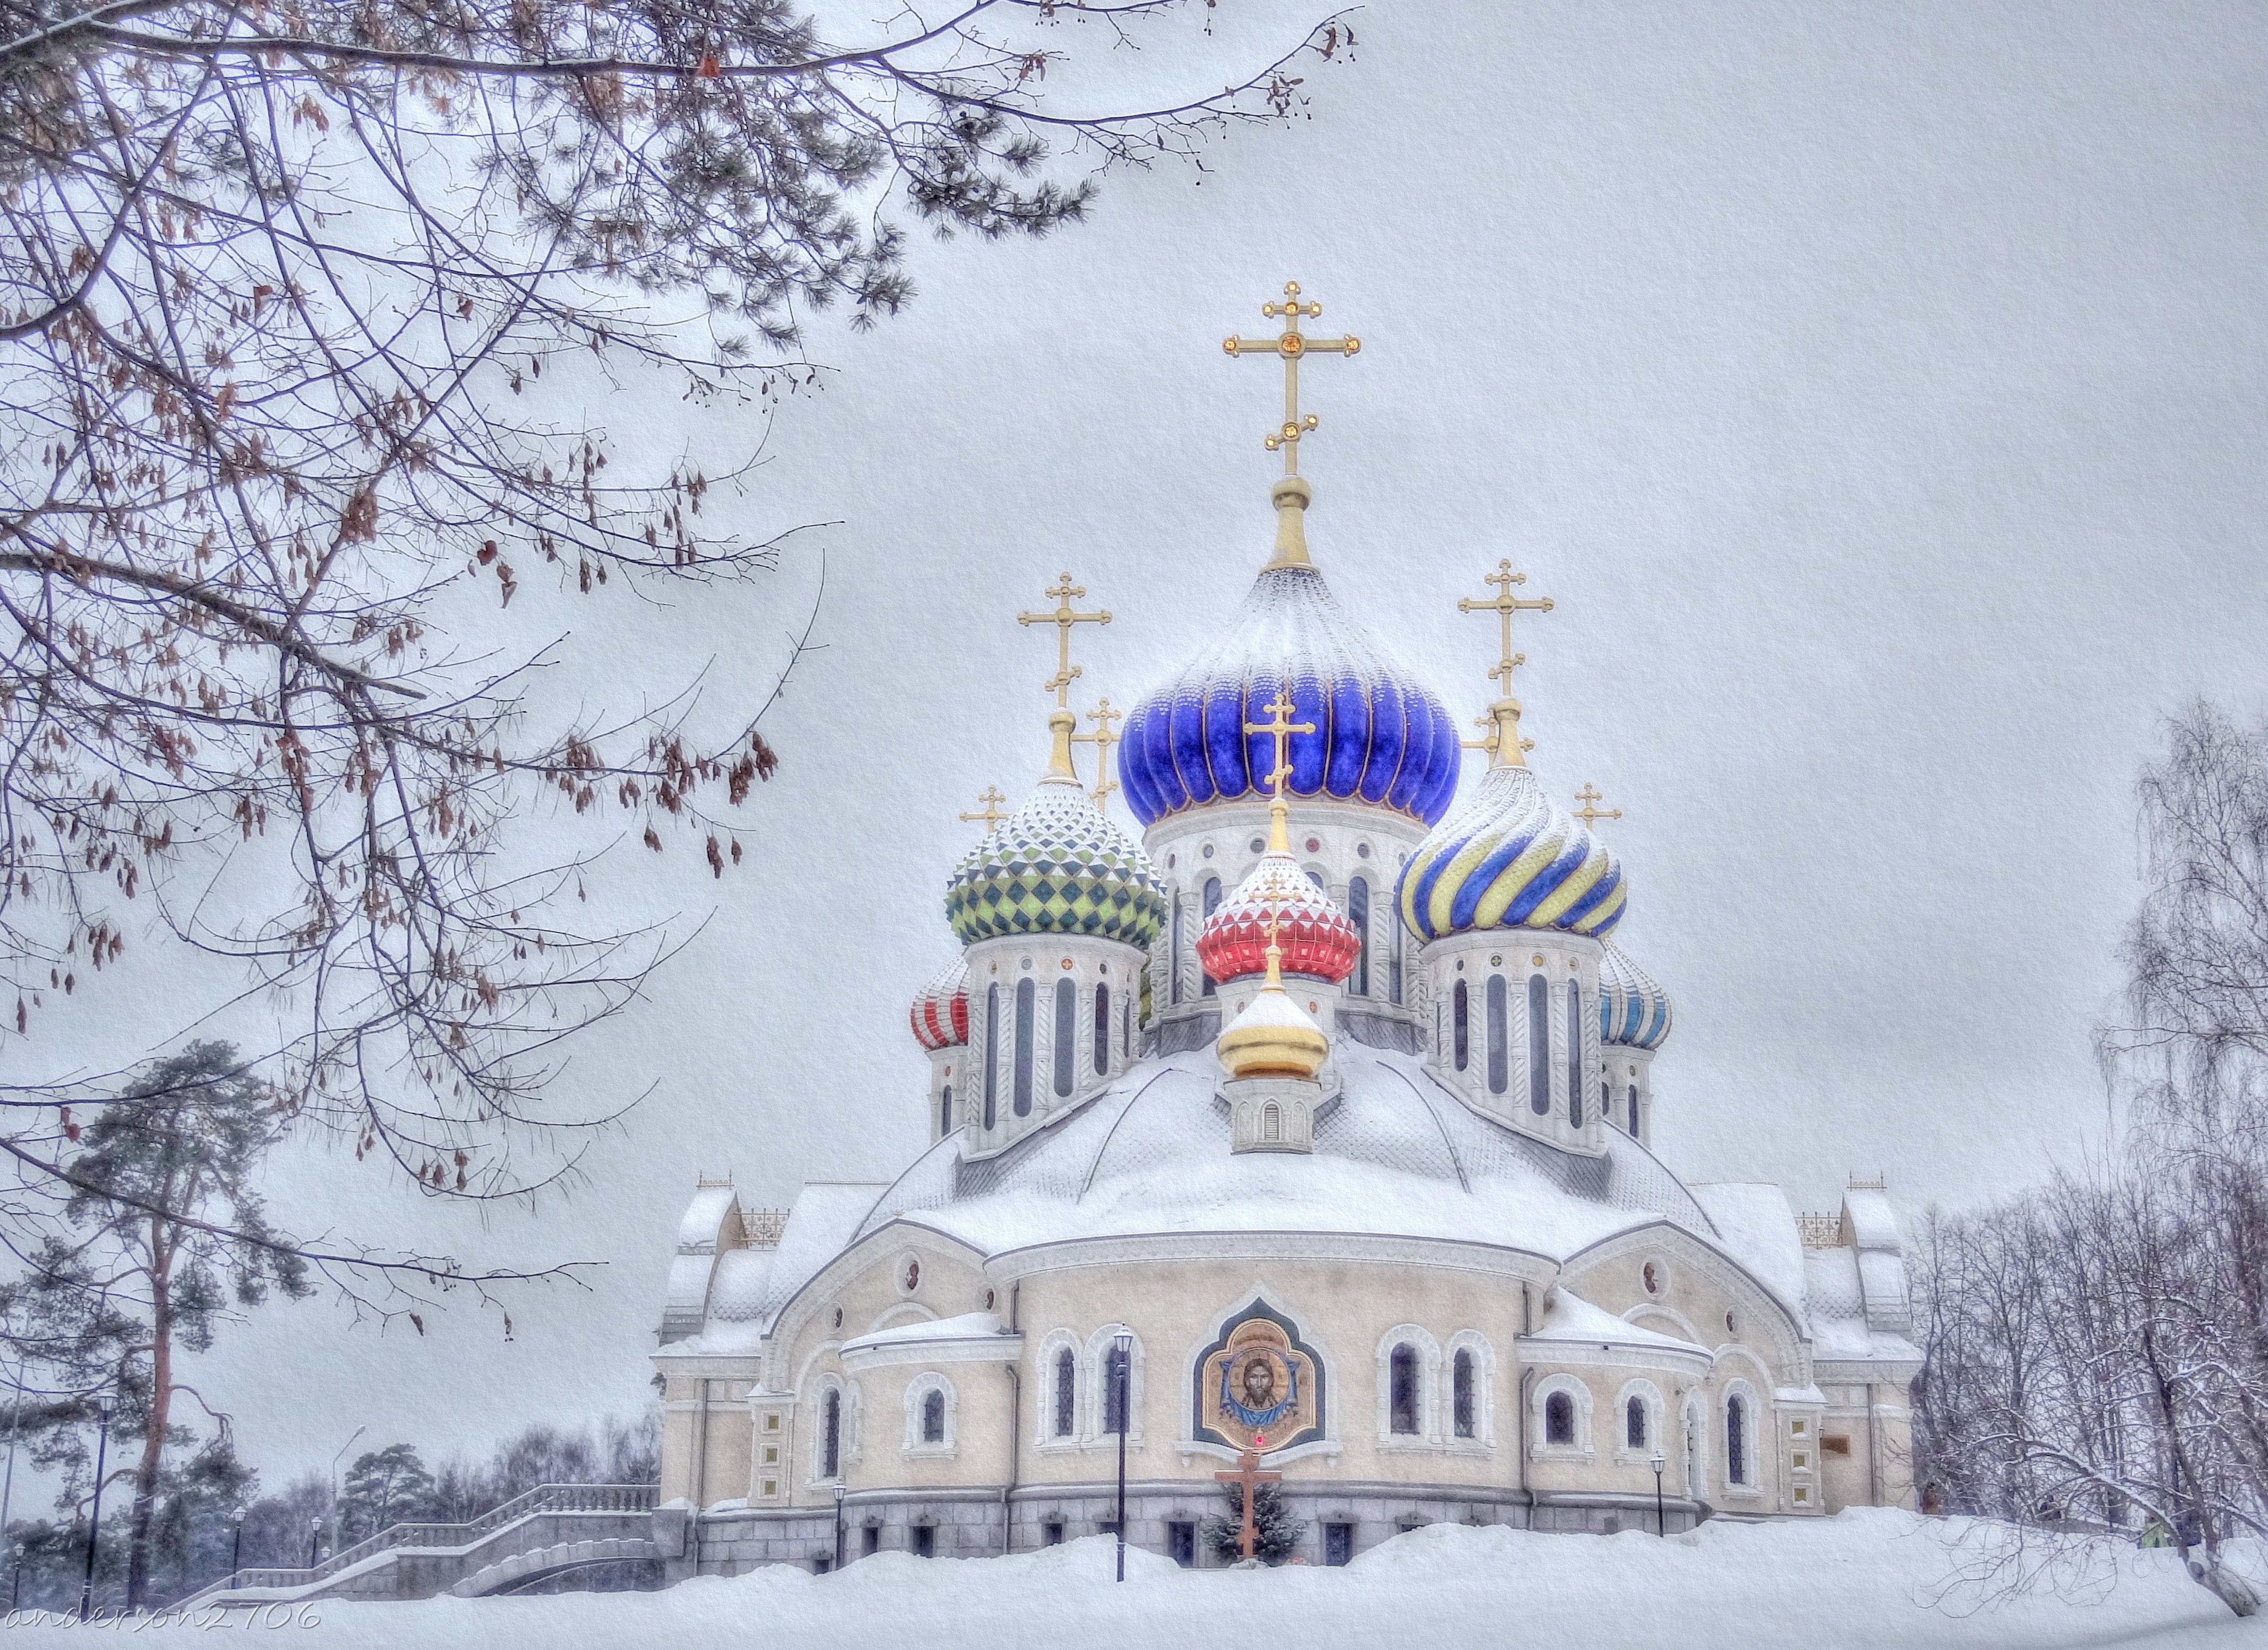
[1629,1085,1640,1136]
[821,1388,842,1479]
[939,1084,953,1137]
[1262,1101,1283,1142]
[1121,994,1132,1059]
[1389,898,1404,1005]
[1094,983,1110,1074]
[1452,979,1470,1072]
[1544,1390,1574,1446]
[1052,976,1075,1098]
[1200,878,1222,998]
[1601,1079,1613,1129]
[921,1388,946,1446]
[1013,977,1036,1118]
[1527,973,1550,1115]
[1566,981,1583,1125]
[982,985,1000,1130]
[1486,974,1508,1095]
[1171,900,1184,1005]
[1389,1345,1420,1435]
[1452,1350,1476,1439]
[1053,1348,1076,1439]
[1348,876,1370,998]
[1627,1396,1647,1449]
[1726,1394,1749,1485]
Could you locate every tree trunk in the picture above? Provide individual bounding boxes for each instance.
[2142,1322,2259,1618]
[125,1222,171,1610]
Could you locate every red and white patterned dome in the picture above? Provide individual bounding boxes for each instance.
[909,957,969,1051]
[1197,852,1361,985]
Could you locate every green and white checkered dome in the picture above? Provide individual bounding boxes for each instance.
[945,777,1168,949]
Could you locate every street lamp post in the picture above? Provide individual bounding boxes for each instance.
[307,1519,322,1569]
[831,1480,845,1571]
[230,1520,243,1589]
[1112,1329,1133,1583]
[78,1391,115,1621]
[1649,1449,1667,1538]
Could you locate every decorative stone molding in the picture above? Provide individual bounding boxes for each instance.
[1224,1074,1321,1153]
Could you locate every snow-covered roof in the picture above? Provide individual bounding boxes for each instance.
[852,1045,1717,1261]
[660,1180,889,1353]
[842,1312,1008,1353]
[1525,1287,1707,1355]
[1688,1183,1808,1324]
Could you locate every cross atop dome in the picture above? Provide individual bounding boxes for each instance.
[1017,571,1111,786]
[1457,558,1553,769]
[1224,280,1363,570]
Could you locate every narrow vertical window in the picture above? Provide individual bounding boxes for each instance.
[1486,974,1508,1096]
[1527,973,1550,1116]
[1052,976,1075,1098]
[1567,981,1583,1125]
[1200,877,1222,997]
[1389,899,1404,1005]
[1094,983,1111,1074]
[1629,1085,1640,1136]
[1262,1101,1282,1142]
[1602,1080,1613,1129]
[939,1084,953,1137]
[1727,1395,1748,1485]
[1172,900,1184,1005]
[1544,1390,1574,1446]
[1348,876,1370,998]
[821,1389,841,1479]
[983,984,1000,1130]
[1452,979,1470,1072]
[1627,1396,1647,1449]
[1013,977,1035,1118]
[922,1388,945,1445]
[1122,996,1132,1059]
[1053,1348,1076,1438]
[1452,1350,1476,1439]
[1390,1345,1420,1435]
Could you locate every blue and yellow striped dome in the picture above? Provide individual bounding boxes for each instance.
[1598,940,1672,1050]
[1397,763,1627,940]
[1118,565,1462,828]
[945,779,1168,949]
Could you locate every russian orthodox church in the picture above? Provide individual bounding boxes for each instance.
[649,285,1922,1577]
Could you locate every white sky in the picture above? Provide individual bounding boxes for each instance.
[20,0,2268,1493]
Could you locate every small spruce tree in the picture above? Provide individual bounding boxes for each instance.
[1201,1480,1307,1565]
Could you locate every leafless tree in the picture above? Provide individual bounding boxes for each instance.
[1914,703,2268,1618]
[0,0,1353,1304]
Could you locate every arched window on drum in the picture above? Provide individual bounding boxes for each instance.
[1200,877,1222,998]
[1527,973,1550,1116]
[1347,876,1370,997]
[1567,980,1583,1126]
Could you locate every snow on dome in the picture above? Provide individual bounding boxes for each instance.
[944,779,1168,948]
[1197,851,1360,985]
[1597,940,1672,1050]
[1118,565,1462,828]
[909,956,970,1051]
[1397,762,1626,941]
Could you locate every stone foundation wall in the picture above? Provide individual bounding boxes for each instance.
[679,1482,1702,1578]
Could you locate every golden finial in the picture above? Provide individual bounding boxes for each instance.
[1573,784,1622,828]
[1456,559,1553,769]
[1243,691,1315,855]
[957,786,1010,834]
[1224,280,1362,569]
[1071,699,1124,810]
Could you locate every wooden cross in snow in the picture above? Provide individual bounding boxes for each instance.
[1214,1434,1283,1562]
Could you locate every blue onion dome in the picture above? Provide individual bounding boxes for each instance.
[1118,564,1463,828]
[1397,762,1627,940]
[945,777,1168,948]
[1598,940,1673,1050]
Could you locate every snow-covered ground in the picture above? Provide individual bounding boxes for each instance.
[14,1512,2268,1648]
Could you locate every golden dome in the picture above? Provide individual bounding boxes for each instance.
[1216,946,1330,1082]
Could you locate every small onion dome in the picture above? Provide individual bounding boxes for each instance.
[909,956,970,1052]
[1397,762,1627,940]
[1119,565,1463,829]
[1217,975,1331,1081]
[944,778,1168,949]
[1197,852,1360,985]
[1598,941,1673,1050]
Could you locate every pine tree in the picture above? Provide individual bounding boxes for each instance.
[1201,1481,1307,1565]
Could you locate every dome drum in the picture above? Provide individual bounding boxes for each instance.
[1418,927,1608,1158]
[958,931,1144,1159]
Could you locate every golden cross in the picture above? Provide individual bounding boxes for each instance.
[1224,280,1361,476]
[1017,572,1111,710]
[1243,692,1314,801]
[957,785,1009,834]
[1457,559,1553,769]
[1071,699,1124,810]
[1573,784,1622,828]
[1461,714,1535,759]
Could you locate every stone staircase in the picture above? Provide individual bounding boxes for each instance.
[172,1483,660,1608]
